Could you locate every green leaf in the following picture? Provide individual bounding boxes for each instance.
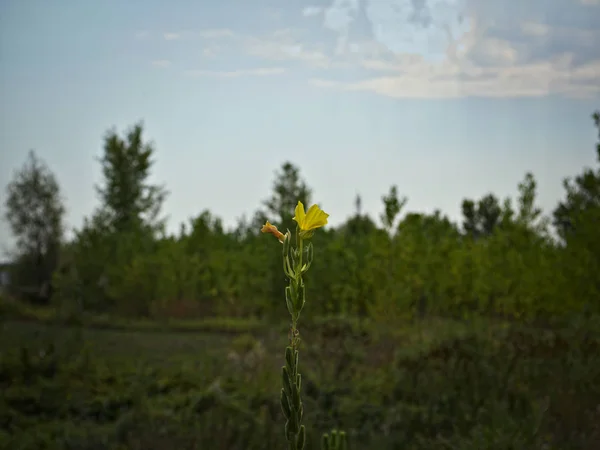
[331,430,339,448]
[282,366,293,397]
[280,388,292,420]
[292,383,301,410]
[283,232,291,257]
[288,407,299,433]
[297,425,306,450]
[321,433,330,450]
[339,431,347,450]
[284,254,294,279]
[285,347,294,373]
[295,282,305,312]
[285,287,294,316]
[301,243,313,274]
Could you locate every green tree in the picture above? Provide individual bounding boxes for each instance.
[461,199,479,238]
[365,187,408,320]
[263,162,312,233]
[96,122,168,235]
[380,185,407,233]
[475,173,551,319]
[4,150,65,303]
[53,123,168,314]
[553,111,600,241]
[478,194,502,236]
[260,162,313,316]
[338,211,381,316]
[461,194,501,238]
[394,211,460,319]
[552,111,600,313]
[354,193,362,216]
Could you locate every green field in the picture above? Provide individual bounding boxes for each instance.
[3,112,600,448]
[2,313,599,450]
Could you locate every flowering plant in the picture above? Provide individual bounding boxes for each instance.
[262,201,337,450]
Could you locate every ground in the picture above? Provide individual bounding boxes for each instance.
[1,312,599,450]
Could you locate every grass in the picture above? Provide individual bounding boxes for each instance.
[0,296,266,334]
[1,304,600,449]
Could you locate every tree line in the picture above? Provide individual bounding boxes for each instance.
[3,113,600,322]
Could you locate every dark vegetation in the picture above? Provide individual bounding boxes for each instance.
[1,112,599,449]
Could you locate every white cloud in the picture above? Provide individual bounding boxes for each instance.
[323,0,359,54]
[134,30,200,42]
[199,29,234,39]
[202,47,218,57]
[302,6,323,17]
[134,30,149,40]
[184,67,286,78]
[468,37,520,66]
[310,54,600,99]
[242,30,333,68]
[151,60,171,68]
[364,0,467,58]
[163,32,181,41]
[171,28,335,69]
[158,0,600,99]
[298,0,600,99]
[520,22,550,37]
[265,8,283,22]
[162,29,222,41]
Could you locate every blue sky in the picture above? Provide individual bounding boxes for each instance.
[1,0,599,251]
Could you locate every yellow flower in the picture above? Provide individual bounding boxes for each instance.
[293,201,329,233]
[261,221,285,243]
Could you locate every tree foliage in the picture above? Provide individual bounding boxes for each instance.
[96,122,168,235]
[51,123,168,314]
[4,112,600,322]
[4,150,65,303]
[551,111,600,313]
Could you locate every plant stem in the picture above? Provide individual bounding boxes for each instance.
[291,229,304,343]
[287,229,304,449]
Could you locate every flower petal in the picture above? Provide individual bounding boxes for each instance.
[303,204,329,231]
[293,201,306,227]
[261,221,285,242]
[304,204,320,224]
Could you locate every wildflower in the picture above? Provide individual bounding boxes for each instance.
[293,201,329,238]
[262,198,333,450]
[261,221,285,243]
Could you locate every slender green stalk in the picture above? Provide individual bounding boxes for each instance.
[280,228,306,450]
[261,201,330,450]
[322,430,348,450]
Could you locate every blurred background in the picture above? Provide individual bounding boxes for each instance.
[1,0,599,449]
